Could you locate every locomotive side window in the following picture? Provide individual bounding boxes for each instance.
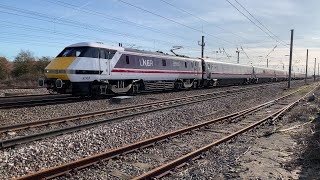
[99,49,107,59]
[126,56,130,64]
[162,59,166,66]
[108,50,116,59]
[185,62,187,68]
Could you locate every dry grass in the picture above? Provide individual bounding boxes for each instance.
[0,76,39,89]
[285,93,320,179]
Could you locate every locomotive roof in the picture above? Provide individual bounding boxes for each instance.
[123,47,202,61]
[203,58,290,72]
[67,42,125,51]
[124,48,171,56]
[65,42,297,73]
[202,58,253,68]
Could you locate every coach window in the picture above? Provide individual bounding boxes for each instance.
[162,59,166,66]
[185,62,187,68]
[126,56,130,64]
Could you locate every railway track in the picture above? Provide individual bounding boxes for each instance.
[13,83,318,180]
[0,94,80,109]
[0,80,298,109]
[0,93,50,99]
[0,83,279,149]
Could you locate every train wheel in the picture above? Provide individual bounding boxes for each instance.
[174,81,182,91]
[210,80,215,87]
[127,83,136,95]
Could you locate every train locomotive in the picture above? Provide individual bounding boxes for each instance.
[39,42,305,96]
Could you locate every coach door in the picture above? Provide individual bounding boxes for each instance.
[100,48,116,78]
[99,49,111,79]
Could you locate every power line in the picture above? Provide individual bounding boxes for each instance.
[265,45,277,58]
[158,0,248,42]
[240,46,250,59]
[0,4,197,49]
[233,0,288,46]
[225,0,303,61]
[117,0,235,45]
[45,0,188,41]
[0,3,226,56]
[224,0,286,47]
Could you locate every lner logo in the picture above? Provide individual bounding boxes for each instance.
[139,58,154,67]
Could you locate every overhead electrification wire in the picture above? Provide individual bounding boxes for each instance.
[240,46,250,59]
[0,3,221,55]
[224,0,286,47]
[233,0,288,46]
[0,4,197,49]
[265,45,277,58]
[117,0,235,45]
[158,0,248,42]
[225,0,303,61]
[45,0,188,41]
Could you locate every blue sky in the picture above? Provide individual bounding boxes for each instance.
[0,0,319,73]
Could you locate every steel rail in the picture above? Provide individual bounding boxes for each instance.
[0,93,51,99]
[0,83,273,134]
[13,85,312,180]
[133,85,319,180]
[0,87,252,149]
[0,96,80,109]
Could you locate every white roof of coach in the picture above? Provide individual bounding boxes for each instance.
[202,58,254,68]
[67,42,124,51]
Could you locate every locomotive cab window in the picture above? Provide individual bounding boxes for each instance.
[57,47,87,57]
[126,56,130,64]
[185,62,187,68]
[162,59,166,66]
[79,47,99,58]
[57,47,100,58]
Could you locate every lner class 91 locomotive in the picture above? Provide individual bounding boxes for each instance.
[39,42,303,96]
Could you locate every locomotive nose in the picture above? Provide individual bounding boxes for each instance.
[44,57,76,80]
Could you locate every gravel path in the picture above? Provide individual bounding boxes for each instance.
[0,80,308,179]
[0,88,48,97]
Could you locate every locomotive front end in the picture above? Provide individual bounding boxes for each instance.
[39,56,76,94]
